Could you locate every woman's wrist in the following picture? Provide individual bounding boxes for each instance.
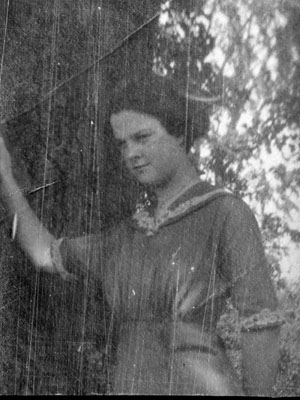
[0,170,16,193]
[0,172,23,211]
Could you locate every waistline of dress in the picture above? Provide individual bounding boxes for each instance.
[118,319,221,355]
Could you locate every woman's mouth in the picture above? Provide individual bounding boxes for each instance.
[133,163,150,171]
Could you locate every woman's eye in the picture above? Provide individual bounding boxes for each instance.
[116,141,127,151]
[136,134,150,143]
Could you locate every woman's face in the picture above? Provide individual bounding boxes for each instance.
[110,110,185,187]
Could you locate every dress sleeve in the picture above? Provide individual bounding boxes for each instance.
[50,234,104,281]
[218,196,285,332]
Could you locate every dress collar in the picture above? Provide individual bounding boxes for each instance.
[131,181,231,236]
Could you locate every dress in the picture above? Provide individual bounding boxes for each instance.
[51,181,284,395]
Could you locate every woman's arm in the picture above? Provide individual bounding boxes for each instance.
[241,327,280,396]
[218,195,282,395]
[0,135,55,272]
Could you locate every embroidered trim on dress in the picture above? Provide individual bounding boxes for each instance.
[240,308,285,332]
[50,238,77,281]
[132,188,230,236]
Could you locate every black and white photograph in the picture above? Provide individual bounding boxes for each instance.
[0,0,299,395]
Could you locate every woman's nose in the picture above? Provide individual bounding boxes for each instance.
[124,143,140,162]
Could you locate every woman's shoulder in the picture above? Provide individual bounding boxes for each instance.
[180,182,260,232]
[214,190,258,224]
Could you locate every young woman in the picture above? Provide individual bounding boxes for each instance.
[0,72,283,395]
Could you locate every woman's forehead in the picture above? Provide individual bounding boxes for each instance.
[110,110,161,138]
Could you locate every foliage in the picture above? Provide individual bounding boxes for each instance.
[275,284,300,396]
[158,0,300,289]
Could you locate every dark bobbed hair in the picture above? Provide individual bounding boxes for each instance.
[107,72,212,153]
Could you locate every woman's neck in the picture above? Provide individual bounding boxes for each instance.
[154,165,199,213]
